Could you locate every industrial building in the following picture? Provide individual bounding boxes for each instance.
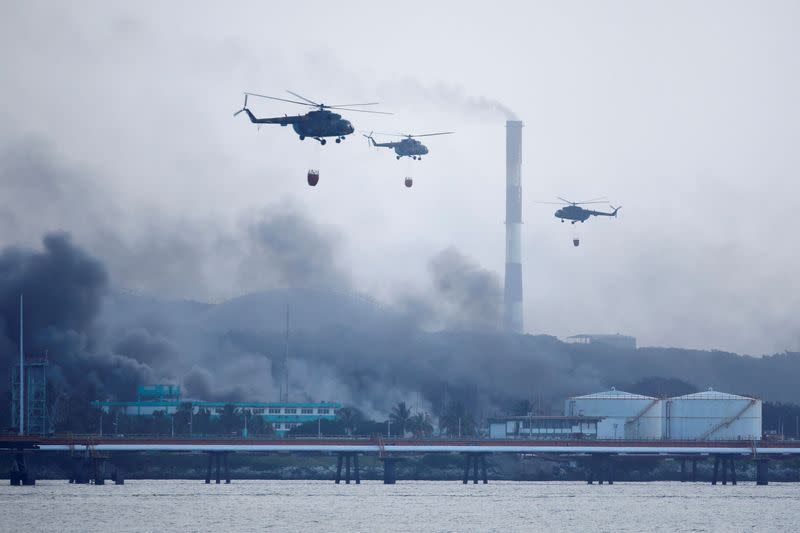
[94,385,340,434]
[566,388,662,439]
[488,416,601,439]
[564,334,637,350]
[662,388,762,440]
[561,387,762,440]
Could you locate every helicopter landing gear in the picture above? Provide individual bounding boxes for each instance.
[319,138,327,145]
[417,156,421,161]
[396,155,401,160]
[404,177,413,188]
[299,135,305,141]
[335,138,341,143]
[560,219,564,223]
[571,221,576,225]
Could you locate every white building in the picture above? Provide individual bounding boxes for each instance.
[565,388,662,439]
[662,388,762,440]
[564,334,636,350]
[488,416,600,439]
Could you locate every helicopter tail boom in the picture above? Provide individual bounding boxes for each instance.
[362,133,395,148]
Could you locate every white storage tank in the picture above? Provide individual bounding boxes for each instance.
[663,388,762,440]
[565,388,662,439]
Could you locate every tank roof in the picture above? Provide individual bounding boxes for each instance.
[570,388,656,400]
[670,388,757,401]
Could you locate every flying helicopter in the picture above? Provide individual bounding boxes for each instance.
[539,197,622,224]
[362,131,454,160]
[234,91,391,145]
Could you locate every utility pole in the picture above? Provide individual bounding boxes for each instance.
[19,294,24,436]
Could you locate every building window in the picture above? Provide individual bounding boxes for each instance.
[268,408,281,414]
[317,408,329,415]
[284,408,297,414]
[301,408,313,414]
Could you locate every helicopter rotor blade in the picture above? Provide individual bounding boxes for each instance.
[575,196,608,204]
[556,197,575,205]
[408,131,455,137]
[286,90,320,106]
[332,107,393,115]
[534,201,568,205]
[327,102,381,108]
[245,92,315,107]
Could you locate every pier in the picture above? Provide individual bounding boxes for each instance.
[2,435,795,486]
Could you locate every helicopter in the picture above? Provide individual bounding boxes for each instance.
[362,131,454,160]
[539,197,622,224]
[234,91,391,145]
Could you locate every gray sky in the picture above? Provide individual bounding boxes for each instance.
[1,1,799,355]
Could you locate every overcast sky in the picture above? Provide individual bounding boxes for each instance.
[1,1,799,355]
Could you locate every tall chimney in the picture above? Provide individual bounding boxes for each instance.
[504,120,524,333]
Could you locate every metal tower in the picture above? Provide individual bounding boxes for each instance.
[11,353,50,436]
[504,120,524,333]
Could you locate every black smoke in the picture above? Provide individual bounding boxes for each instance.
[0,233,154,427]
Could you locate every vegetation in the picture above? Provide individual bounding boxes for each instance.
[389,401,413,436]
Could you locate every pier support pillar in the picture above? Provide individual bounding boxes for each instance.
[712,456,720,485]
[224,453,231,484]
[728,458,737,486]
[9,453,34,486]
[691,459,697,482]
[382,458,397,484]
[215,453,221,484]
[335,454,343,484]
[462,453,488,485]
[205,453,212,484]
[587,455,615,485]
[334,453,359,485]
[756,459,769,486]
[112,466,124,485]
[608,458,615,485]
[680,459,686,482]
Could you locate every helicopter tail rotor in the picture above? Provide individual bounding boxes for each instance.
[362,131,377,148]
[611,205,622,216]
[233,93,248,117]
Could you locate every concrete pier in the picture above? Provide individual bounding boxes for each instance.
[335,453,359,484]
[462,453,488,484]
[9,453,34,486]
[587,455,614,485]
[756,459,769,485]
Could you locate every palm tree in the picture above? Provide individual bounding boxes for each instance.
[389,401,413,437]
[337,407,362,436]
[408,412,434,438]
[174,402,194,435]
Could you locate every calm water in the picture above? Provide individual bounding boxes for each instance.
[1,480,798,532]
